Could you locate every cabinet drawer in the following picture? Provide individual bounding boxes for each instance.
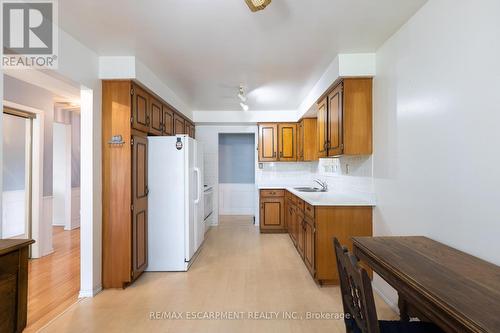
[260,189,285,197]
[305,202,315,219]
[304,215,314,227]
[295,198,304,212]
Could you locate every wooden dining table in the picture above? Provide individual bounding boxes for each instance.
[352,236,500,333]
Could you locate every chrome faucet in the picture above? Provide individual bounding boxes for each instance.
[313,179,328,192]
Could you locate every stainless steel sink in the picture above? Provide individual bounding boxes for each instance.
[293,187,327,193]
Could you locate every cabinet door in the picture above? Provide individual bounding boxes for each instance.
[190,124,195,138]
[278,123,297,161]
[317,98,328,157]
[304,219,315,275]
[174,114,185,135]
[258,123,278,162]
[132,85,150,133]
[288,203,296,245]
[327,83,343,156]
[297,121,304,161]
[149,97,163,135]
[260,197,285,231]
[297,213,305,258]
[162,106,174,136]
[132,136,148,279]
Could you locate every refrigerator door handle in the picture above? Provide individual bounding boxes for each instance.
[194,167,201,204]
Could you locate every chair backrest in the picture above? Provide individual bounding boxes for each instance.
[333,238,380,333]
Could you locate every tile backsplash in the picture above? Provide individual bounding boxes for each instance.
[257,156,373,194]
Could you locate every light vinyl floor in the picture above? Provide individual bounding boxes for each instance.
[40,216,396,332]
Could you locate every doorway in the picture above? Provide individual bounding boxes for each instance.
[218,133,255,224]
[1,108,33,240]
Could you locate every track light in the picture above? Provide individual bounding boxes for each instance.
[238,86,247,102]
[240,102,249,111]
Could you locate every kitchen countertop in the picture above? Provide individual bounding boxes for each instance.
[258,185,376,207]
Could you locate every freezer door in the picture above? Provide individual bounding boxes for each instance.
[194,141,205,250]
[185,137,196,261]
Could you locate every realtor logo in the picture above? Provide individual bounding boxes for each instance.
[2,0,58,68]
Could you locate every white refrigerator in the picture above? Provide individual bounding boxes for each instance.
[147,135,205,271]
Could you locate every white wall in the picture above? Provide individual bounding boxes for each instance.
[372,0,500,308]
[99,56,192,120]
[1,27,103,297]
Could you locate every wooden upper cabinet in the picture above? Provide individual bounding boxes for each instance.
[278,123,297,161]
[327,83,343,156]
[173,114,185,135]
[300,118,318,161]
[132,135,148,280]
[343,78,372,155]
[317,78,373,157]
[149,97,163,135]
[297,121,304,161]
[162,106,174,136]
[259,123,278,162]
[184,122,195,138]
[317,97,328,158]
[131,84,150,133]
[187,123,195,138]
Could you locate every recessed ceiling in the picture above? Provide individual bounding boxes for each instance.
[59,0,427,111]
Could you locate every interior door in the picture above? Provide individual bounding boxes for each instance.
[327,83,343,156]
[258,123,278,162]
[132,135,148,279]
[317,97,327,158]
[162,106,174,136]
[132,84,150,133]
[149,97,163,135]
[174,114,185,135]
[279,123,297,161]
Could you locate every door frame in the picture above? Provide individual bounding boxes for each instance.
[2,100,44,258]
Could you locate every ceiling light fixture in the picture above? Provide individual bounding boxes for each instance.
[240,102,249,112]
[245,0,272,12]
[238,86,247,102]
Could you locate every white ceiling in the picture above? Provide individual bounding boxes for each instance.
[59,0,426,111]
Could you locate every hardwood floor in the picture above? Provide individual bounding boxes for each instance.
[40,217,395,333]
[25,226,80,332]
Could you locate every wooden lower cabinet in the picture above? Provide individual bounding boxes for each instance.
[281,190,372,285]
[260,193,285,233]
[0,240,34,333]
[303,217,315,275]
[259,190,286,233]
[296,209,305,258]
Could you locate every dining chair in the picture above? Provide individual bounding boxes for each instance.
[333,238,444,333]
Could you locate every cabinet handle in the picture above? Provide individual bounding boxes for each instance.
[279,151,283,158]
[146,116,150,126]
[273,151,276,158]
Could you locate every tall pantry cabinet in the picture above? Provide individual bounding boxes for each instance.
[102,80,195,288]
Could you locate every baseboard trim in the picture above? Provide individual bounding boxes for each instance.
[372,284,399,314]
[78,285,102,298]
